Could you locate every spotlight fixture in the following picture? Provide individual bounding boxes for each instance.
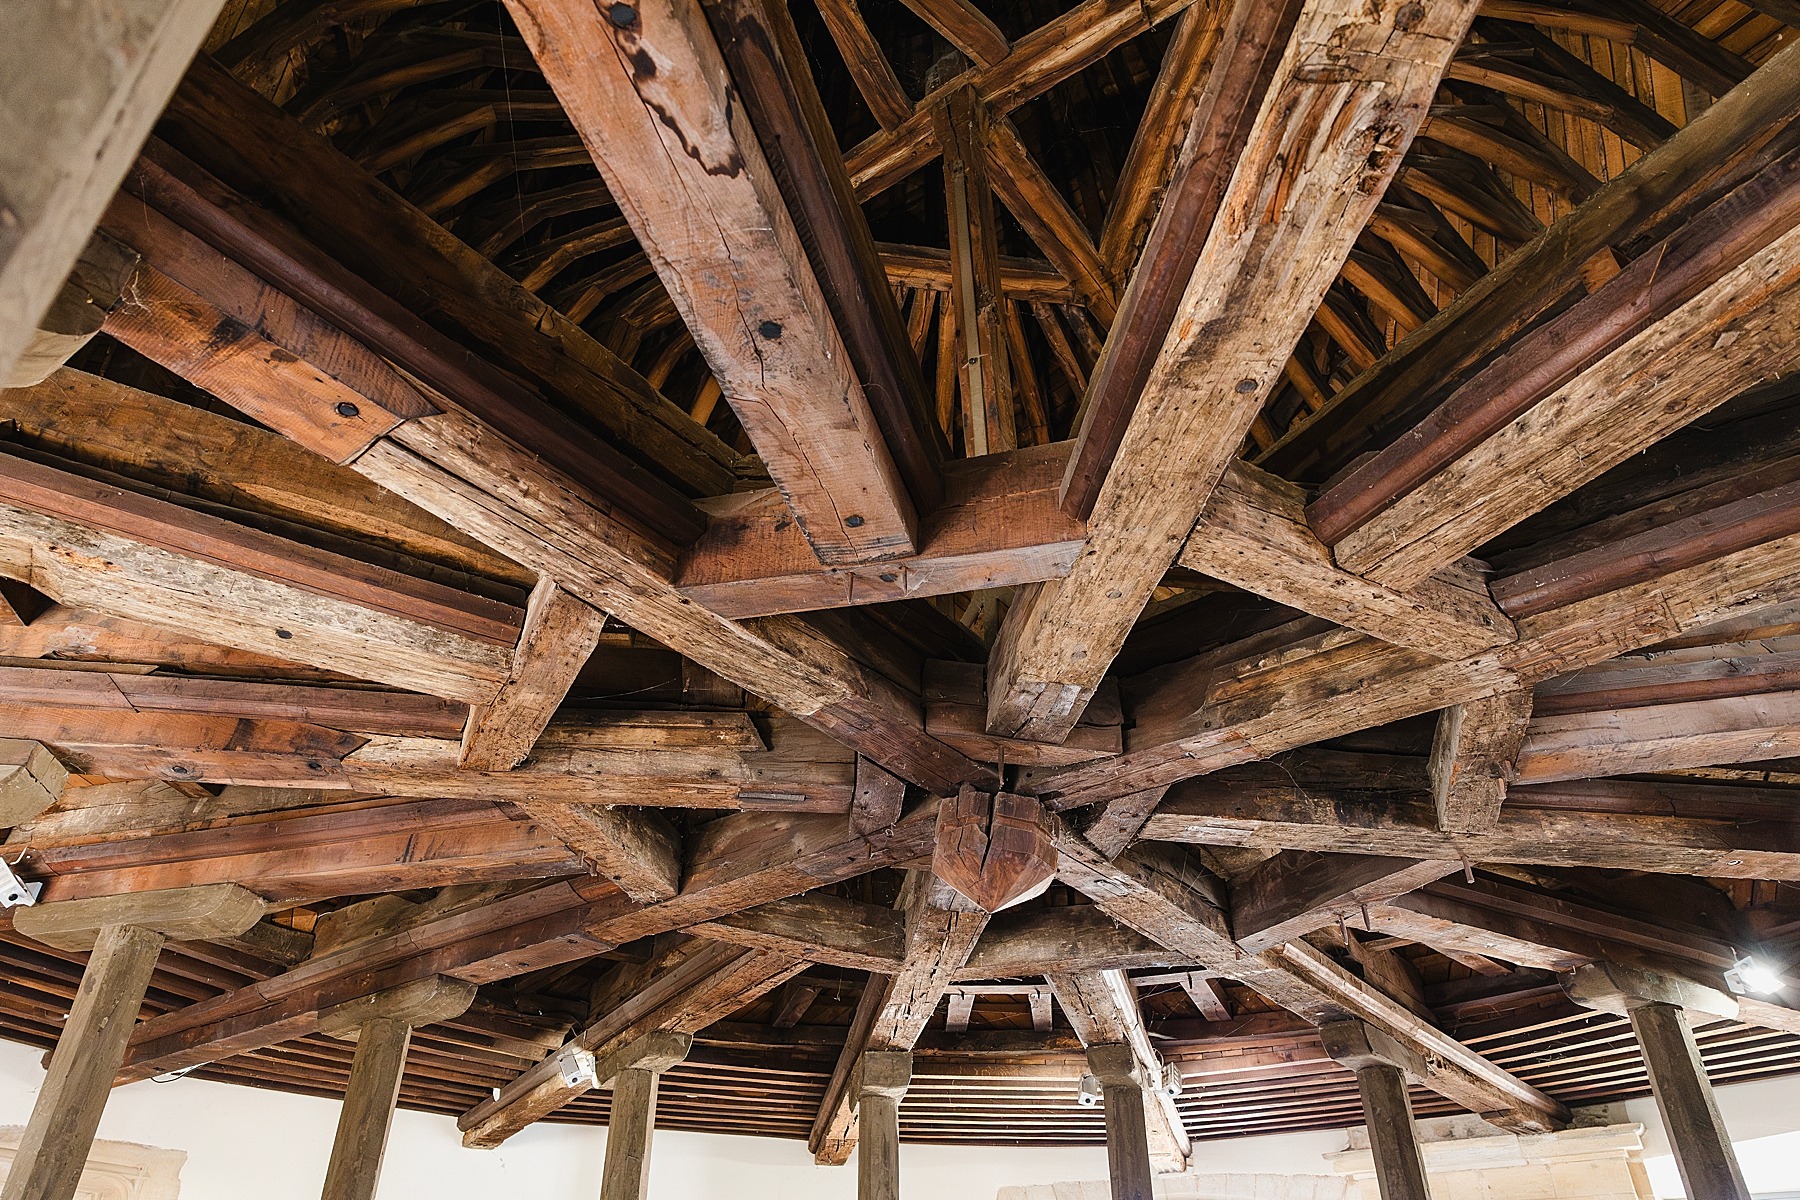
[1076,1074,1103,1108]
[1160,1062,1185,1100]
[1724,955,1784,997]
[555,1045,600,1089]
[0,857,40,909]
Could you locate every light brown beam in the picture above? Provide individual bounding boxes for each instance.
[503,0,918,564]
[0,0,224,383]
[1429,691,1534,831]
[936,84,1015,456]
[987,117,1118,325]
[1320,1022,1433,1200]
[1140,785,1800,880]
[1181,461,1516,660]
[1229,853,1460,955]
[1514,690,1800,783]
[461,577,610,770]
[1053,833,1569,1133]
[1086,1043,1156,1200]
[899,0,1009,66]
[0,448,518,705]
[813,0,913,129]
[4,236,139,390]
[1043,492,1800,812]
[986,0,1478,743]
[857,1049,912,1200]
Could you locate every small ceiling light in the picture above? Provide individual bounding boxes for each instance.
[0,857,40,908]
[1076,1074,1103,1108]
[1160,1062,1185,1100]
[554,1045,599,1089]
[1724,956,1784,997]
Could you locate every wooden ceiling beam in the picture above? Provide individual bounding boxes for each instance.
[504,0,923,564]
[1230,853,1461,956]
[1046,478,1800,811]
[1429,690,1534,832]
[1142,785,1800,881]
[845,0,1201,200]
[936,83,1015,456]
[898,0,1010,66]
[987,0,1477,743]
[1263,38,1800,483]
[0,450,518,706]
[1052,833,1566,1131]
[460,936,804,1146]
[158,59,738,510]
[1317,145,1800,588]
[21,797,585,906]
[812,0,912,129]
[1515,689,1800,784]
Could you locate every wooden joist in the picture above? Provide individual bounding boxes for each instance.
[1051,832,1567,1131]
[0,448,519,705]
[1515,690,1800,784]
[504,0,921,563]
[1429,691,1534,832]
[986,0,1478,742]
[459,936,804,1147]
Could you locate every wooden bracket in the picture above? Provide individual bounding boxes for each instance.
[932,784,1056,911]
[15,883,268,951]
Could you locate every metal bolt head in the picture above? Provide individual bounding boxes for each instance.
[608,3,638,26]
[335,401,361,417]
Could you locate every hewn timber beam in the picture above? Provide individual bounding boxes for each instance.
[987,0,1477,742]
[1181,461,1516,660]
[0,0,224,384]
[459,936,803,1147]
[1229,852,1459,955]
[121,801,942,1082]
[20,796,588,905]
[504,0,921,563]
[1052,832,1567,1132]
[1429,690,1534,832]
[676,442,1084,618]
[808,870,989,1165]
[0,669,859,813]
[1515,689,1800,784]
[844,0,1201,200]
[2,368,528,585]
[1262,36,1800,484]
[102,86,992,796]
[1140,784,1800,880]
[4,235,139,390]
[1043,471,1800,811]
[936,83,1015,456]
[0,448,519,705]
[1046,969,1190,1171]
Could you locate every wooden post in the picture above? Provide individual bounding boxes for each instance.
[5,885,267,1200]
[0,924,165,1200]
[1320,1020,1432,1200]
[317,976,477,1200]
[1087,1043,1153,1200]
[596,1031,695,1200]
[320,1017,413,1200]
[1353,1061,1432,1200]
[857,1049,911,1200]
[1629,1003,1751,1200]
[1562,963,1750,1200]
[600,1067,660,1200]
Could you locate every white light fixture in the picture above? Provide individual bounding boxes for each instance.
[1076,1074,1103,1108]
[0,858,40,908]
[1724,955,1784,997]
[1159,1062,1184,1099]
[555,1045,599,1088]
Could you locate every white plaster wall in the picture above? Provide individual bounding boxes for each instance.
[0,1037,1108,1199]
[2,1033,1798,1199]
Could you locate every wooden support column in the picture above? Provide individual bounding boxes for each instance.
[856,1049,911,1200]
[1087,1043,1153,1200]
[934,83,1014,456]
[600,1069,659,1200]
[1321,1021,1431,1200]
[318,977,478,1200]
[4,885,266,1200]
[1564,964,1750,1200]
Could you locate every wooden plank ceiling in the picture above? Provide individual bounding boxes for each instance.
[3,0,1800,1157]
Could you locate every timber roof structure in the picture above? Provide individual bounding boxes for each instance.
[2,0,1800,1163]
